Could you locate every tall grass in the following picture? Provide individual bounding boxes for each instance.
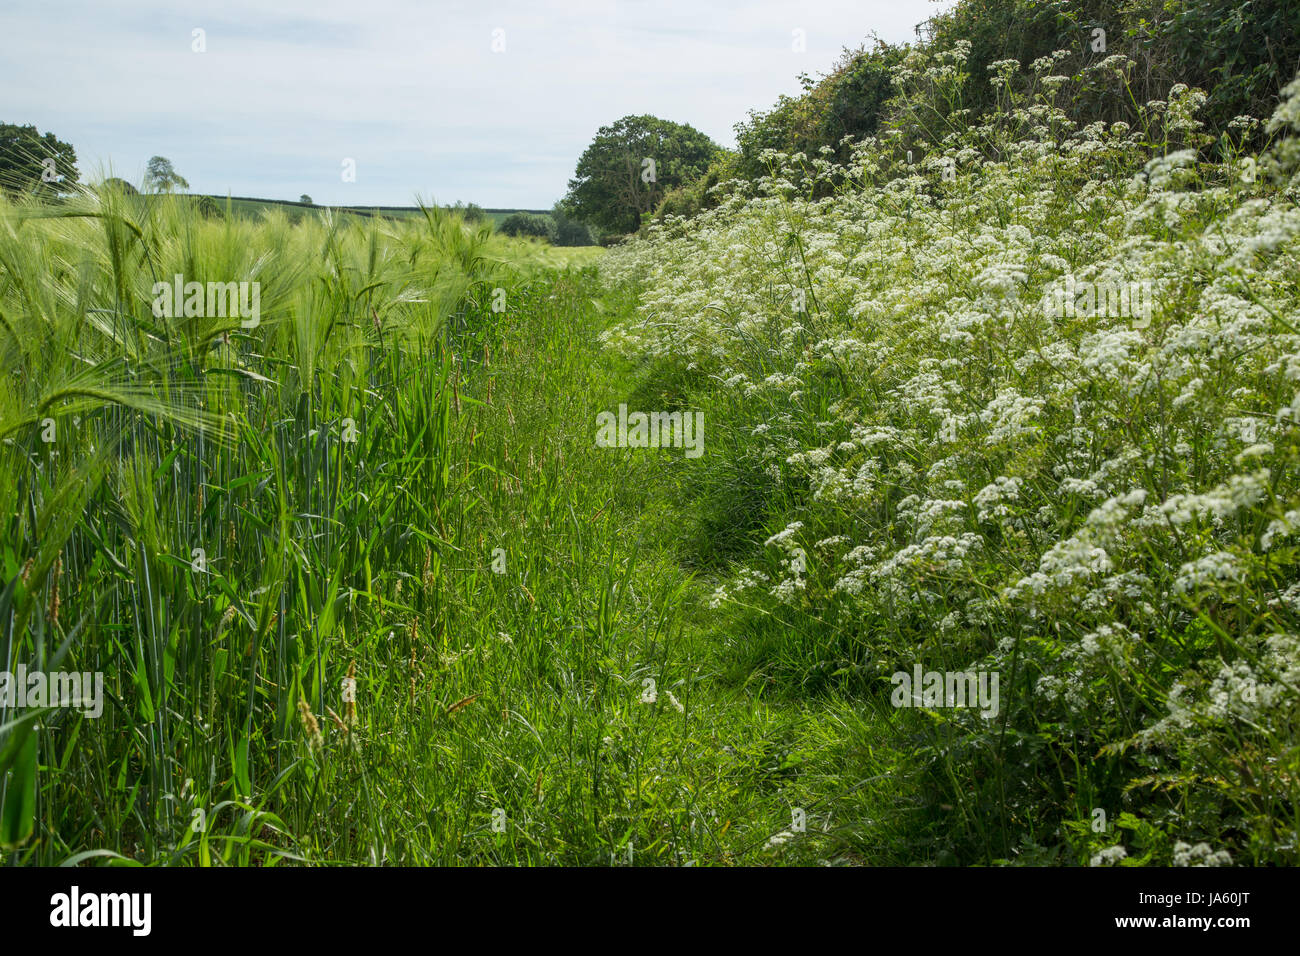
[0,188,519,862]
[1,184,823,866]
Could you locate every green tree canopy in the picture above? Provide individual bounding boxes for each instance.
[450,200,486,223]
[549,201,595,246]
[499,211,552,239]
[100,177,139,195]
[196,195,223,219]
[0,123,79,195]
[144,156,189,193]
[564,115,723,234]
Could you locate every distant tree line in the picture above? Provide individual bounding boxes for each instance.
[498,203,597,246]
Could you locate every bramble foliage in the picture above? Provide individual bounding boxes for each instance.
[732,42,906,182]
[926,0,1300,139]
[653,0,1300,225]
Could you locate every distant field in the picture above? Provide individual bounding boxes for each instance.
[504,241,606,269]
[190,194,551,228]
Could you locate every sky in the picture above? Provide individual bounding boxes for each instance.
[0,0,954,208]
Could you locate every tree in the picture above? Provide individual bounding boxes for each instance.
[564,115,723,234]
[300,194,313,204]
[101,177,139,195]
[499,212,552,239]
[144,156,189,193]
[196,195,223,219]
[450,200,486,223]
[0,123,79,195]
[549,201,595,246]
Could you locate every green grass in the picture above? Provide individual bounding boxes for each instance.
[0,185,888,865]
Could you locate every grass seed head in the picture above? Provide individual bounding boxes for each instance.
[47,554,62,627]
[297,699,323,752]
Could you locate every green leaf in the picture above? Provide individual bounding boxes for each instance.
[0,730,37,849]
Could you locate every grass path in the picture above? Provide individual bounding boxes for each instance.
[402,265,902,865]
